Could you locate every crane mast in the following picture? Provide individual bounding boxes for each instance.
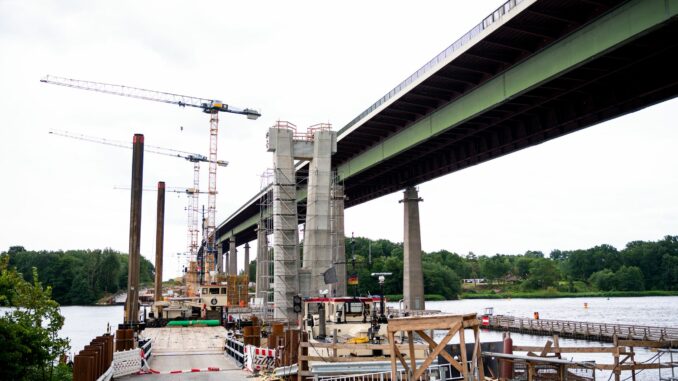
[42,76,260,283]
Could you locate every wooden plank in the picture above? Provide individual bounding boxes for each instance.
[553,335,561,359]
[411,322,460,380]
[392,338,409,374]
[416,330,462,372]
[474,325,485,381]
[389,331,397,381]
[617,339,672,348]
[387,314,477,332]
[596,363,675,370]
[539,340,553,357]
[459,325,468,378]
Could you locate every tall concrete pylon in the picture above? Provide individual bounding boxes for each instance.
[401,186,425,311]
[229,239,237,275]
[331,184,346,297]
[268,124,300,322]
[302,128,337,297]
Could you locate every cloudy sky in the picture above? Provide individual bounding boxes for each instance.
[1,0,676,280]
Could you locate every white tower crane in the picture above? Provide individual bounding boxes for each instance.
[49,129,222,268]
[42,76,260,282]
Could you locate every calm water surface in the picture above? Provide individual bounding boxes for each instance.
[59,297,678,380]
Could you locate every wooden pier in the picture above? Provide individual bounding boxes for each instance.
[484,315,678,347]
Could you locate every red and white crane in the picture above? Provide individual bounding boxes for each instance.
[42,75,260,281]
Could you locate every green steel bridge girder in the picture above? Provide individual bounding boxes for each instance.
[336,0,678,182]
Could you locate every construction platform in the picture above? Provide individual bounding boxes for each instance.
[118,326,254,380]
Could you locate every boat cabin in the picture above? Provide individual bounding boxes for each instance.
[197,285,230,307]
[303,296,384,324]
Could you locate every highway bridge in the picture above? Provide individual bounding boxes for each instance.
[215,0,678,249]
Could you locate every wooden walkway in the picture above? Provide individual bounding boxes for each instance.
[484,315,678,347]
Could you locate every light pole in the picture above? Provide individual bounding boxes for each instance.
[371,272,392,323]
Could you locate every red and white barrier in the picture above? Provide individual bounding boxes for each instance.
[244,345,276,372]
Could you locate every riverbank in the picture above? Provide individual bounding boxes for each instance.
[384,290,678,302]
[460,290,678,299]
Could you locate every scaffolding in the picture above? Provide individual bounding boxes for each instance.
[256,169,275,321]
[329,174,346,297]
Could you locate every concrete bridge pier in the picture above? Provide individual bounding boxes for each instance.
[229,240,237,275]
[243,242,250,277]
[268,124,300,322]
[401,186,425,311]
[332,184,346,297]
[216,241,224,274]
[302,128,337,297]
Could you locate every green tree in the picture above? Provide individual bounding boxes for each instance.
[0,255,70,380]
[479,255,510,283]
[523,258,560,290]
[589,269,616,291]
[614,266,645,291]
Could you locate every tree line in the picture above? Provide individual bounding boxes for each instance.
[247,235,678,299]
[2,246,155,305]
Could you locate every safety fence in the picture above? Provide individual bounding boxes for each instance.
[225,335,245,366]
[244,344,277,373]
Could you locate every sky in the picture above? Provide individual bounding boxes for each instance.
[1,0,676,280]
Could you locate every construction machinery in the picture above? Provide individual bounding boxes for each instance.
[42,75,260,283]
[49,129,221,276]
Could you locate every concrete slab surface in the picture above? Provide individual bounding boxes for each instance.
[140,326,229,353]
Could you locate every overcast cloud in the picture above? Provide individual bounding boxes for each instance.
[1,0,676,280]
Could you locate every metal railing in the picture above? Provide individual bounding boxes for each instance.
[316,363,464,381]
[486,315,678,343]
[225,336,245,365]
[659,349,678,381]
[338,0,528,137]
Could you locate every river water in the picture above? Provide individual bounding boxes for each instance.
[59,297,678,380]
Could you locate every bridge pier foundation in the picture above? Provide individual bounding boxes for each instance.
[401,186,425,311]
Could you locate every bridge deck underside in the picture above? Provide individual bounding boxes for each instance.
[345,20,678,206]
[216,0,678,244]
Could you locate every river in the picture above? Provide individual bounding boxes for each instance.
[59,296,678,380]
